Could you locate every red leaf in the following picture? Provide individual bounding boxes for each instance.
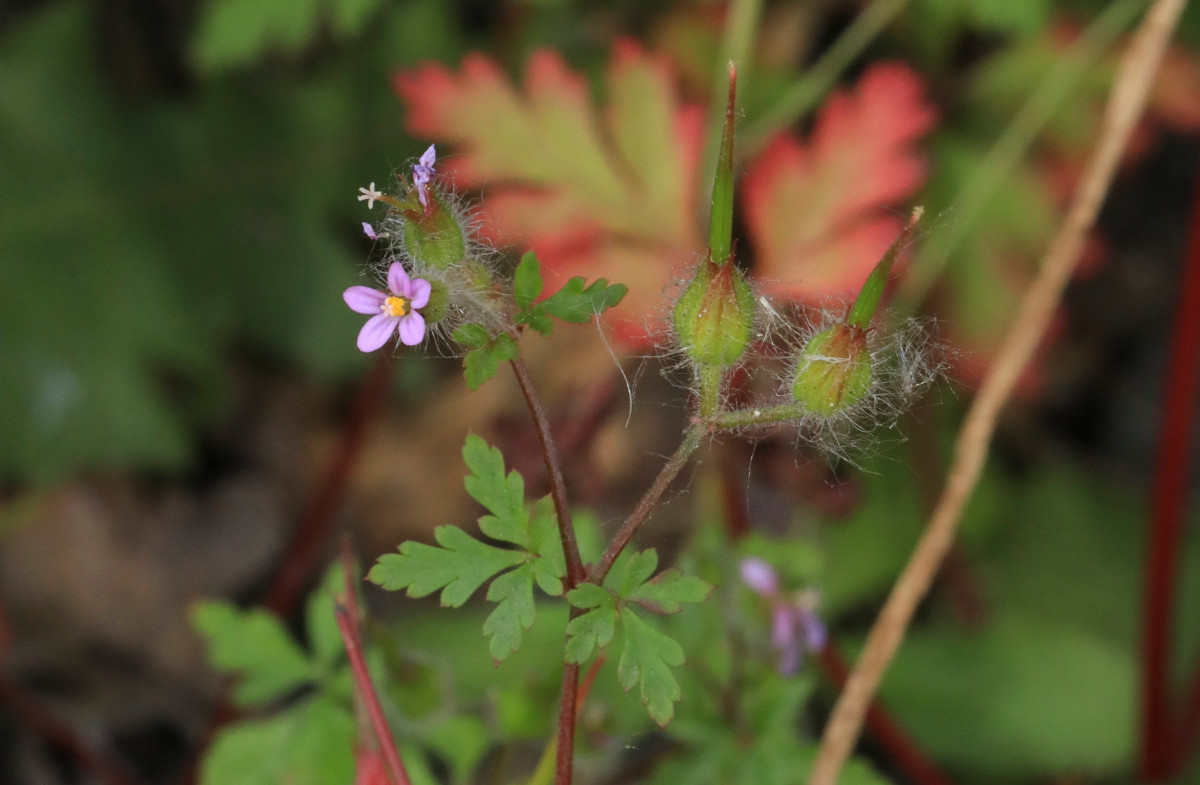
[396,42,704,346]
[742,63,937,303]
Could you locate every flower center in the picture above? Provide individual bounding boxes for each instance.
[382,295,410,318]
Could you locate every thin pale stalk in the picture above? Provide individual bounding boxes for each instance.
[808,2,1187,782]
[511,356,586,589]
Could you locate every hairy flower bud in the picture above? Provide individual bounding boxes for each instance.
[792,323,872,416]
[403,194,466,270]
[673,256,756,369]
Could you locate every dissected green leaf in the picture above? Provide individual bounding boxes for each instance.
[460,332,520,390]
[192,602,313,705]
[618,607,686,726]
[452,323,491,348]
[565,583,617,663]
[538,277,628,324]
[512,251,544,309]
[611,548,659,597]
[513,253,627,336]
[482,563,537,662]
[528,495,565,596]
[304,562,351,669]
[462,433,530,546]
[200,696,355,785]
[627,568,713,614]
[368,525,525,606]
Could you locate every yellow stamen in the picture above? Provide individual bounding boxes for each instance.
[383,295,409,318]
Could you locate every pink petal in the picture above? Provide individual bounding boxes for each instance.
[409,277,432,309]
[739,558,779,596]
[357,314,399,352]
[344,286,386,314]
[419,144,436,168]
[397,311,426,346]
[387,263,411,297]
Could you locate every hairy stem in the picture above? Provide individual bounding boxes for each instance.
[510,356,586,589]
[588,424,706,585]
[809,1,1186,782]
[711,402,807,430]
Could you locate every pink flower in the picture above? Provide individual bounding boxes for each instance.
[412,144,436,209]
[343,262,431,352]
[739,557,827,675]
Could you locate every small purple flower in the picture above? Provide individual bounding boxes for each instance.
[412,144,436,209]
[739,557,826,675]
[343,262,432,352]
[362,222,378,240]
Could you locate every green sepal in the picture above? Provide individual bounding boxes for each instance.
[673,257,755,371]
[792,324,873,416]
[847,207,923,329]
[707,63,737,267]
[403,192,466,270]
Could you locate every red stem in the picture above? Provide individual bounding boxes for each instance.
[817,646,957,785]
[1143,157,1200,778]
[554,661,581,785]
[510,356,585,589]
[336,550,411,785]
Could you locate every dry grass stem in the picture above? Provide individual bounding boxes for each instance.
[808,0,1188,782]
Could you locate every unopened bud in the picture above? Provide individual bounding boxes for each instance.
[792,323,872,416]
[673,256,755,369]
[403,193,466,270]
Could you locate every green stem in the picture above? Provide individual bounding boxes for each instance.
[710,402,807,430]
[899,0,1145,307]
[741,0,909,155]
[699,0,764,210]
[698,364,725,419]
